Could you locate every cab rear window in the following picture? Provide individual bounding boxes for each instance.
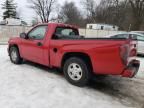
[55,27,79,36]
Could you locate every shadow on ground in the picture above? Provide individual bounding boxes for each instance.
[23,60,144,108]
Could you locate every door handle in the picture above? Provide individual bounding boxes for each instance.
[37,42,43,46]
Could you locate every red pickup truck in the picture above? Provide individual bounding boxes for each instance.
[8,23,140,86]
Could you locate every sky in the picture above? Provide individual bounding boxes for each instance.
[0,0,99,24]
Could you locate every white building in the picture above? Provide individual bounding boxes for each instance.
[87,23,119,31]
[0,18,23,26]
[5,18,22,25]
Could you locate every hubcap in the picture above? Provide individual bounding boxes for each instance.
[68,63,83,81]
[11,49,17,62]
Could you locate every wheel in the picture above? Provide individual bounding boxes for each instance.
[9,46,23,64]
[63,57,91,87]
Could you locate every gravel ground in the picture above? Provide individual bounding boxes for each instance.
[0,45,144,108]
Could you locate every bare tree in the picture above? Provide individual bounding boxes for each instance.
[81,0,125,25]
[81,0,97,23]
[58,2,85,27]
[95,0,129,30]
[28,0,56,23]
[95,0,112,23]
[129,0,144,30]
[97,0,120,22]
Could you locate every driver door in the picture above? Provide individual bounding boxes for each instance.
[20,25,48,65]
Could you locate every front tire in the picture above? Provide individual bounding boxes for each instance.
[9,46,23,64]
[63,57,91,87]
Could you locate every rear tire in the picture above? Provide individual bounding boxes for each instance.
[63,57,91,87]
[9,46,23,64]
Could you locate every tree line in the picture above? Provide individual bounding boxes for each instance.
[29,0,144,31]
[1,0,144,30]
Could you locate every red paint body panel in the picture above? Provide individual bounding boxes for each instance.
[8,23,140,77]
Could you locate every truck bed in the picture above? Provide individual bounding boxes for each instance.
[55,34,127,40]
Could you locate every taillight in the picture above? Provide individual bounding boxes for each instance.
[130,49,137,57]
[120,45,129,65]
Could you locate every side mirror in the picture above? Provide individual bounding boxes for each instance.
[20,33,28,39]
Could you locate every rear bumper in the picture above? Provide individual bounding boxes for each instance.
[122,60,140,78]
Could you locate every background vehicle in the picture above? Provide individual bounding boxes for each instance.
[131,31,144,35]
[8,23,140,87]
[110,32,144,55]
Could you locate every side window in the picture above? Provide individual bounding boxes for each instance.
[131,34,137,40]
[101,26,104,30]
[55,27,78,36]
[131,34,144,41]
[89,25,92,29]
[137,36,144,41]
[118,34,128,38]
[61,29,74,35]
[112,34,128,39]
[28,26,47,40]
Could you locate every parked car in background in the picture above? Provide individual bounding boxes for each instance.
[110,32,144,55]
[131,31,144,35]
[8,23,140,87]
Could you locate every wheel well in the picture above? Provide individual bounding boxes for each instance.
[9,44,19,52]
[61,52,93,71]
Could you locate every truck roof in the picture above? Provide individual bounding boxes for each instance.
[36,23,78,29]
